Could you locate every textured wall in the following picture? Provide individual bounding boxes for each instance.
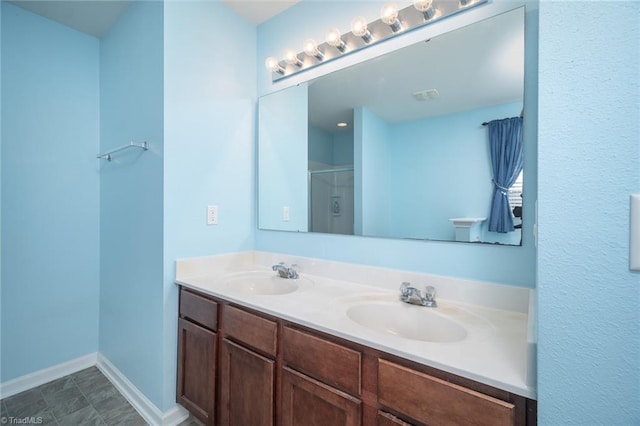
[1,0,4,381]
[99,1,164,408]
[537,1,640,423]
[1,2,100,381]
[162,0,256,410]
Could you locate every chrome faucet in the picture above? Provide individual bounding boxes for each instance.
[272,262,299,279]
[399,282,437,307]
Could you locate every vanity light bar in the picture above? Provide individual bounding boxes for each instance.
[266,0,487,82]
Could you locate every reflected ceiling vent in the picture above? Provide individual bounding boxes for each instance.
[412,89,440,101]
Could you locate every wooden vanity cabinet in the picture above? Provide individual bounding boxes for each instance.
[219,304,278,426]
[377,411,413,426]
[281,366,361,426]
[282,326,362,396]
[177,286,536,426]
[378,359,516,426]
[281,326,363,426]
[219,339,275,425]
[177,289,218,425]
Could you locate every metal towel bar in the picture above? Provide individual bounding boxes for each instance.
[97,141,148,161]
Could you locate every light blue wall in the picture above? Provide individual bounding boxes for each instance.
[1,2,6,382]
[163,0,256,410]
[308,125,353,167]
[309,125,333,166]
[0,0,3,379]
[389,102,522,243]
[258,84,308,231]
[537,1,639,424]
[256,0,537,288]
[1,3,635,424]
[355,107,392,237]
[1,2,100,380]
[333,131,354,166]
[99,1,164,408]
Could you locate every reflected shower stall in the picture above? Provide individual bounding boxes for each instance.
[308,167,354,235]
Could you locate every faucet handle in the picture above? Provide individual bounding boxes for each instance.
[424,285,436,301]
[400,282,412,295]
[289,264,299,279]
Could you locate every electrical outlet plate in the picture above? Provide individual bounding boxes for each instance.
[282,206,290,222]
[631,195,640,271]
[207,205,218,225]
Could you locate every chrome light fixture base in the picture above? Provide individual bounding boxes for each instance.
[267,0,487,82]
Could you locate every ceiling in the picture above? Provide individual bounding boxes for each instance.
[9,0,299,38]
[220,0,299,25]
[8,1,131,38]
[308,8,525,133]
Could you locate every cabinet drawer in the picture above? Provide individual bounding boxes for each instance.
[283,326,361,396]
[378,359,515,426]
[223,305,278,357]
[180,288,218,331]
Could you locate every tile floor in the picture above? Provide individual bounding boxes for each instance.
[0,367,201,426]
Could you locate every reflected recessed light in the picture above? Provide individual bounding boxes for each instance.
[337,122,348,128]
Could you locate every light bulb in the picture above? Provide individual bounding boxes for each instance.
[284,50,303,67]
[265,56,284,74]
[381,3,402,32]
[350,16,368,37]
[303,39,324,60]
[350,16,372,43]
[413,0,435,20]
[326,28,347,52]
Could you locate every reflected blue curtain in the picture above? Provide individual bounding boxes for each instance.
[488,117,523,233]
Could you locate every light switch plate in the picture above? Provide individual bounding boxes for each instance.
[631,195,640,271]
[207,205,218,225]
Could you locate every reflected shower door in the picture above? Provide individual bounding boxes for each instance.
[309,168,354,235]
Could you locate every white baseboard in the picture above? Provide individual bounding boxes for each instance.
[96,354,189,426]
[161,404,191,426]
[1,353,189,426]
[0,353,98,399]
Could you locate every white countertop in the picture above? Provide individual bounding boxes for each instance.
[176,252,536,399]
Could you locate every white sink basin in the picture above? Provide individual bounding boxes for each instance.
[346,302,468,343]
[222,271,313,295]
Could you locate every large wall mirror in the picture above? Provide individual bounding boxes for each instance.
[258,7,525,246]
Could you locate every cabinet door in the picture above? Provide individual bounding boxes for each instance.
[378,411,414,426]
[281,367,361,426]
[219,339,275,426]
[177,318,216,425]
